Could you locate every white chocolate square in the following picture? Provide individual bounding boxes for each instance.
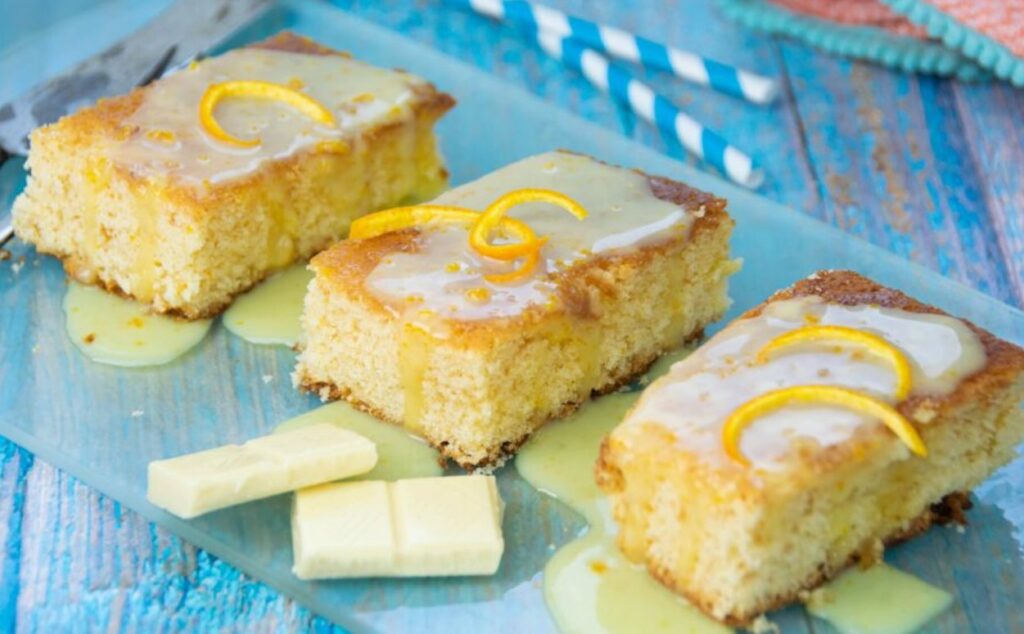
[291,475,504,579]
[246,424,376,484]
[147,423,377,519]
[292,481,396,579]
[391,476,504,576]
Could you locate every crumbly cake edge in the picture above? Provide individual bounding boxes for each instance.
[649,491,974,627]
[295,328,705,470]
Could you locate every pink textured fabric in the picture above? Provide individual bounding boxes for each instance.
[770,0,928,37]
[930,0,1024,57]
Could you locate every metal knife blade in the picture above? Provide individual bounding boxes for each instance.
[0,0,273,156]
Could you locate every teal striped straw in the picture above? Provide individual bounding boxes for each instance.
[458,0,778,104]
[535,32,763,189]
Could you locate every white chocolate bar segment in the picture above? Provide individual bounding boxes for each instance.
[291,475,504,579]
[292,481,398,578]
[147,423,377,519]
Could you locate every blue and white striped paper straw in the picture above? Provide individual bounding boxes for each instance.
[536,32,763,189]
[461,0,779,105]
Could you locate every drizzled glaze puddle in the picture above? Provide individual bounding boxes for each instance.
[223,264,313,347]
[64,281,211,367]
[516,348,728,633]
[808,564,952,634]
[275,401,442,481]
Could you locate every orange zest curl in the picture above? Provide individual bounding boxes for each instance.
[349,205,482,239]
[348,189,589,285]
[757,325,913,400]
[483,245,542,284]
[199,80,336,147]
[468,188,587,260]
[721,385,927,467]
[348,205,539,244]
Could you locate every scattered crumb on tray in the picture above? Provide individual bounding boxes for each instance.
[749,615,780,634]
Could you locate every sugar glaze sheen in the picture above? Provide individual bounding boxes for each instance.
[626,296,987,469]
[113,48,426,184]
[365,151,695,325]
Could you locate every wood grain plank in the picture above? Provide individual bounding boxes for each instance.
[335,0,822,212]
[0,441,32,632]
[777,40,1019,306]
[5,443,333,632]
[952,82,1024,307]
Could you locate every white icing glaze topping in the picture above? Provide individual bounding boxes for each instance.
[112,48,425,184]
[364,151,694,324]
[625,296,986,469]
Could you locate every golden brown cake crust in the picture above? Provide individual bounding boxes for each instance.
[249,31,352,57]
[310,169,732,346]
[757,270,1024,434]
[55,31,455,150]
[615,270,1024,485]
[27,30,455,319]
[596,269,1024,626]
[101,32,456,208]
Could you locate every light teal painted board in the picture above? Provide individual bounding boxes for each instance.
[1,1,1023,632]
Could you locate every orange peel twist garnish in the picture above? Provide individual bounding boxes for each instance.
[482,246,542,284]
[199,80,336,147]
[468,188,587,260]
[348,189,589,285]
[348,204,539,244]
[757,325,913,400]
[722,385,927,467]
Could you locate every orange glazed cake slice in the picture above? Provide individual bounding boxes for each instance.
[294,150,739,468]
[12,32,453,318]
[596,270,1024,626]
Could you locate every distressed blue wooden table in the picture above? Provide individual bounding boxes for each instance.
[1,0,1022,630]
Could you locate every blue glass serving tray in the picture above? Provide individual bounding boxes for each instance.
[0,1,1022,632]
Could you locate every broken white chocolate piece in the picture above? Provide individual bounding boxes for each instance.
[147,423,377,518]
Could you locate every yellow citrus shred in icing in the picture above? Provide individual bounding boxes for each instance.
[348,205,538,244]
[721,385,927,467]
[757,325,913,400]
[348,189,590,285]
[468,188,587,260]
[198,80,336,147]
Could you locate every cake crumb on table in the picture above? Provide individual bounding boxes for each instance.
[749,615,780,634]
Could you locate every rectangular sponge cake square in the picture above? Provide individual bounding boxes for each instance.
[596,270,1024,625]
[11,32,454,318]
[294,150,739,469]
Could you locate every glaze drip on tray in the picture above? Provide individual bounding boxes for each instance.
[223,263,313,347]
[64,281,212,366]
[275,401,442,482]
[516,348,730,634]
